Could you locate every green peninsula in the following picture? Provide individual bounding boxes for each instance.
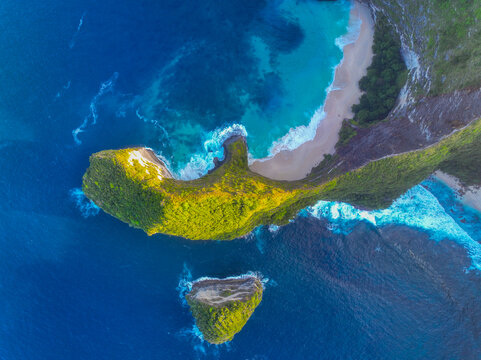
[185,275,263,344]
[82,118,481,240]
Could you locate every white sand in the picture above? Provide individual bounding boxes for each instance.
[434,171,481,212]
[250,1,375,180]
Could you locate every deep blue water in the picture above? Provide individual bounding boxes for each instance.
[1,0,481,359]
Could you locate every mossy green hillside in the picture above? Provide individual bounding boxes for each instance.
[185,277,263,344]
[83,137,316,240]
[368,0,481,95]
[83,119,481,240]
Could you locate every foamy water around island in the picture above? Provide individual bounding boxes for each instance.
[251,1,374,180]
[113,1,481,269]
[160,1,368,181]
[6,0,481,357]
[166,1,373,181]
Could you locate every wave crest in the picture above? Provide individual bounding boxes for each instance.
[308,185,481,271]
[264,108,326,159]
[69,188,100,218]
[256,5,362,161]
[177,124,247,180]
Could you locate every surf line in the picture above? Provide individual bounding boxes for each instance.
[72,72,119,145]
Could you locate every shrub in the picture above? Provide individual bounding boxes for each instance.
[352,16,407,126]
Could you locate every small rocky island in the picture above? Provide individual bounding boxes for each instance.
[185,275,263,344]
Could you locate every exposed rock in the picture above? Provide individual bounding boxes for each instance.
[185,275,263,344]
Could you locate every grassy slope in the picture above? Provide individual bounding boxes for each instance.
[185,279,263,344]
[369,0,481,95]
[83,119,481,240]
[83,138,315,240]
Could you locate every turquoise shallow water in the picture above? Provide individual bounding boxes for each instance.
[139,0,351,177]
[1,0,481,358]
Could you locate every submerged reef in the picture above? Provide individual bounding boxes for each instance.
[82,118,481,240]
[185,275,263,344]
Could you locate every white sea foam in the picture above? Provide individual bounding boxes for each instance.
[176,263,265,353]
[177,324,232,356]
[191,272,268,289]
[135,108,169,141]
[69,188,100,218]
[402,47,422,83]
[69,11,87,49]
[256,8,362,161]
[177,263,193,307]
[263,107,326,160]
[268,224,280,233]
[72,72,119,145]
[177,124,247,180]
[308,185,481,271]
[177,264,267,302]
[335,15,362,50]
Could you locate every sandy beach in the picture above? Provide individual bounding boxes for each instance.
[434,171,481,212]
[250,1,374,180]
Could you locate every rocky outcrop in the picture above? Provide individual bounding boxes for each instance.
[310,88,481,182]
[185,276,263,344]
[315,0,481,182]
[82,117,481,239]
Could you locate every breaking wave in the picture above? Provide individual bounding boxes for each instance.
[307,184,481,271]
[264,107,326,159]
[257,4,362,160]
[176,263,193,307]
[176,124,247,180]
[69,188,100,218]
[334,12,362,50]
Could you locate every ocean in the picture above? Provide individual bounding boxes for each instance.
[0,0,480,359]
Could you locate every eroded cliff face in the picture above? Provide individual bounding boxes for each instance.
[185,276,263,344]
[368,0,481,138]
[319,0,481,184]
[364,0,481,96]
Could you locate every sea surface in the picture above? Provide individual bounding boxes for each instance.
[0,0,480,359]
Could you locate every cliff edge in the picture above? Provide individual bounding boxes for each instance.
[82,118,481,240]
[185,276,263,344]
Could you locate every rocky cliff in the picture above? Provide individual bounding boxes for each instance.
[317,0,481,183]
[185,276,263,344]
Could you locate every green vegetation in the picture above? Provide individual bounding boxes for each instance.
[337,119,357,148]
[82,118,481,240]
[320,120,481,208]
[81,4,481,240]
[426,0,481,94]
[351,16,407,126]
[185,277,263,344]
[368,0,481,95]
[83,138,315,240]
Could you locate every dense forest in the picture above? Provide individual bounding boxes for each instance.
[337,16,407,147]
[352,16,407,125]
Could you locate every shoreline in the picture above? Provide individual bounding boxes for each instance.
[250,1,375,180]
[434,171,481,212]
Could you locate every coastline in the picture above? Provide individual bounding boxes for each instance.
[434,171,481,212]
[250,1,374,181]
